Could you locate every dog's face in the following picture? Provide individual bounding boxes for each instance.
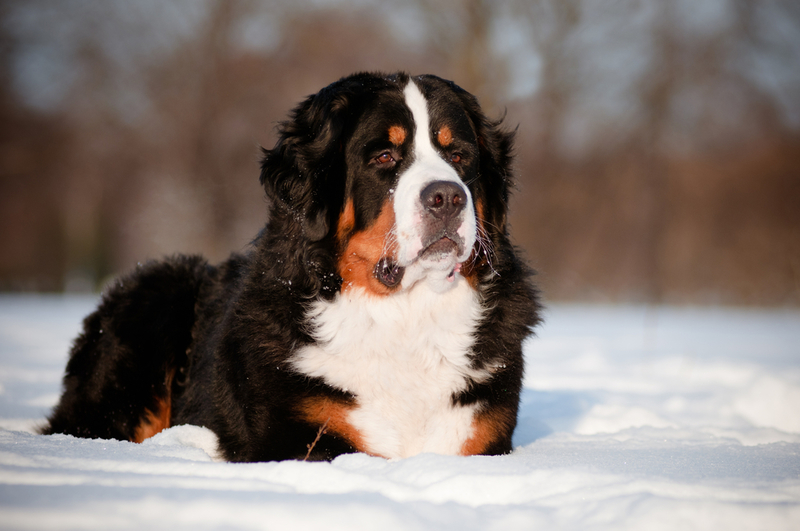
[261,73,513,296]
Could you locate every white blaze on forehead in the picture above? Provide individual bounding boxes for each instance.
[402,81,453,176]
[392,80,477,280]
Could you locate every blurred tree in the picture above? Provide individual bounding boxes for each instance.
[0,3,67,290]
[0,0,798,304]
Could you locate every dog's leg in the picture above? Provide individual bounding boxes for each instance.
[42,256,206,442]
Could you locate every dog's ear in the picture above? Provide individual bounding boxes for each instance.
[260,74,383,241]
[260,88,346,241]
[458,91,516,239]
[478,115,516,237]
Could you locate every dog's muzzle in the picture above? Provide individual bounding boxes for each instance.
[418,180,467,260]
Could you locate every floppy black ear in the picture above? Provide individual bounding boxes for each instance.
[456,90,516,239]
[478,114,515,237]
[259,87,346,241]
[260,73,390,241]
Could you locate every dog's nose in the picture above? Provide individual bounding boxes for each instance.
[420,181,465,222]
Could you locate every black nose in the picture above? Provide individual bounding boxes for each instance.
[420,181,466,222]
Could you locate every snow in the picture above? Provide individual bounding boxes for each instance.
[1,295,799,530]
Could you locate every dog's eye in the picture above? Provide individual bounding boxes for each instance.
[375,152,395,165]
[450,152,463,164]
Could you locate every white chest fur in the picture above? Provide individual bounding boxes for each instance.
[290,277,488,459]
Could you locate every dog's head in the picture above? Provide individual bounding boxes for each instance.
[261,72,515,295]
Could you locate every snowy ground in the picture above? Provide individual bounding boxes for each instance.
[1,295,799,530]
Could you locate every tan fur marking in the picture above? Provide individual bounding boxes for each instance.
[132,369,174,443]
[337,199,356,242]
[298,396,375,455]
[437,126,453,147]
[460,406,514,456]
[338,200,398,296]
[388,125,407,146]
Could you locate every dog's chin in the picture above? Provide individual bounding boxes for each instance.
[420,237,460,263]
[394,237,469,293]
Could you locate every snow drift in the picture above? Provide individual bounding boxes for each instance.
[1,296,799,530]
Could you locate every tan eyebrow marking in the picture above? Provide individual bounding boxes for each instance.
[437,125,453,147]
[388,125,406,146]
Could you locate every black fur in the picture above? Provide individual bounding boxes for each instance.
[42,72,541,462]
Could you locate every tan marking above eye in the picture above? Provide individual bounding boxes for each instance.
[437,126,453,147]
[388,125,406,146]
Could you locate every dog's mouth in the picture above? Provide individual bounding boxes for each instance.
[374,236,464,288]
[420,236,459,260]
[422,236,463,285]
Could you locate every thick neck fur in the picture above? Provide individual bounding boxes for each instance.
[290,277,490,458]
[254,203,341,300]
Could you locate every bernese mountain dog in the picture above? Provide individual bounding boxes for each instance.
[42,72,541,462]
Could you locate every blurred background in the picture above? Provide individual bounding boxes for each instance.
[0,0,798,305]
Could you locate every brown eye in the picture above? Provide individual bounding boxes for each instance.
[450,153,463,164]
[376,152,394,165]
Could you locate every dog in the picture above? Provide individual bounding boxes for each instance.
[42,72,541,462]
